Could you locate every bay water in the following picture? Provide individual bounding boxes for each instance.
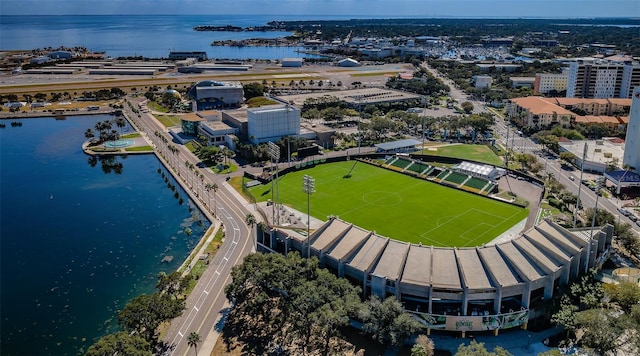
[0,14,355,59]
[0,115,210,355]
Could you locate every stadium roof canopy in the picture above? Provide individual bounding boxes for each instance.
[456,161,496,177]
[375,139,421,153]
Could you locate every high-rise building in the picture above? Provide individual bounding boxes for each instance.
[567,60,640,99]
[623,87,640,171]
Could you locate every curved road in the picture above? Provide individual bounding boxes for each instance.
[123,99,255,355]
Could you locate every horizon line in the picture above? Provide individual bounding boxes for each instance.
[0,14,639,20]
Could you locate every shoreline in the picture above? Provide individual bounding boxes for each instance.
[0,109,117,119]
[120,100,219,271]
[4,107,219,282]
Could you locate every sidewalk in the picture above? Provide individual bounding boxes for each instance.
[429,326,561,355]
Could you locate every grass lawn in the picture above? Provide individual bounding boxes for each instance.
[124,145,152,152]
[248,161,527,247]
[421,144,504,166]
[147,101,170,113]
[154,114,181,127]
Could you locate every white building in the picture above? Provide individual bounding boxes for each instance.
[567,60,640,99]
[623,87,640,171]
[473,75,493,89]
[337,58,360,67]
[247,104,301,144]
[559,138,626,173]
[534,72,569,94]
[281,58,303,67]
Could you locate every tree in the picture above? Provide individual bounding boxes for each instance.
[369,116,397,140]
[559,151,577,165]
[156,271,188,298]
[118,293,184,344]
[552,295,579,338]
[84,128,95,142]
[465,113,494,133]
[187,331,201,355]
[224,252,361,355]
[461,101,474,114]
[242,82,265,100]
[359,296,422,347]
[574,309,624,354]
[245,213,256,227]
[605,281,640,313]
[86,331,152,356]
[411,334,435,356]
[615,222,640,255]
[210,182,218,213]
[115,117,126,135]
[533,133,560,153]
[454,340,512,356]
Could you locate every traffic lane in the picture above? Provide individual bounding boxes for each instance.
[169,203,251,356]
[545,161,640,232]
[168,188,253,354]
[128,106,254,354]
[165,179,253,351]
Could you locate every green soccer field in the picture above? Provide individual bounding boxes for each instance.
[248,161,528,247]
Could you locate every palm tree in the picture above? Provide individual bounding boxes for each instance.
[211,182,219,214]
[84,128,95,142]
[115,117,126,135]
[245,213,256,227]
[187,331,201,355]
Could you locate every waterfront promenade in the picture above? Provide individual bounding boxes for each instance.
[121,97,257,356]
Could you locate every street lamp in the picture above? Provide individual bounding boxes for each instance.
[302,174,315,258]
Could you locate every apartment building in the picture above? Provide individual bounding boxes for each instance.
[567,60,640,99]
[533,72,568,94]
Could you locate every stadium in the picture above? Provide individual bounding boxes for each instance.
[251,154,613,335]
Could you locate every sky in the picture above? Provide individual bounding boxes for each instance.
[1,0,639,18]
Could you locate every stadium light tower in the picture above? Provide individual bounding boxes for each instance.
[357,97,362,155]
[268,141,281,225]
[422,96,428,151]
[586,176,605,272]
[302,174,315,258]
[573,142,588,228]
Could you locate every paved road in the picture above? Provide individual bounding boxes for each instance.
[123,99,255,355]
[494,115,640,234]
[422,62,640,234]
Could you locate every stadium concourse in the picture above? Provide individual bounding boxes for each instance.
[259,218,613,336]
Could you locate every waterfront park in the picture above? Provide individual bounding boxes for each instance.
[246,160,528,247]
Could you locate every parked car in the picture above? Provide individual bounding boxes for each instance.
[619,208,630,216]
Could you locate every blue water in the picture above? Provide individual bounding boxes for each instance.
[0,14,355,59]
[0,115,210,355]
